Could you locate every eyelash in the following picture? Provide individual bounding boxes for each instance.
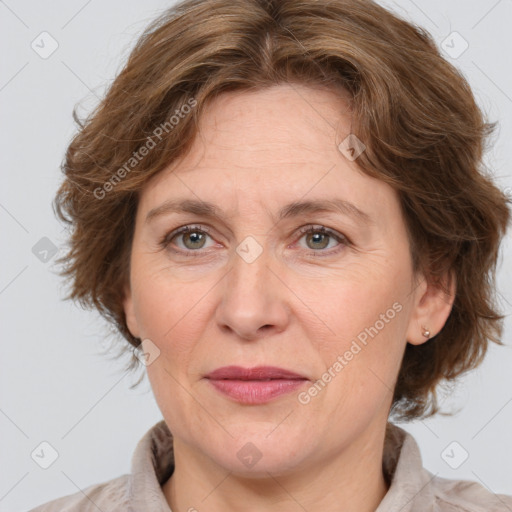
[159,224,350,258]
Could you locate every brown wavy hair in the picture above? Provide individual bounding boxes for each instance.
[54,0,510,420]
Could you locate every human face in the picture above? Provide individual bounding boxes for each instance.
[123,84,425,476]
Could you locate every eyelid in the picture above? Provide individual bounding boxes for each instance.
[295,224,350,243]
[160,224,213,248]
[292,225,350,255]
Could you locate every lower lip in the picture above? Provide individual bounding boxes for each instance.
[207,379,307,404]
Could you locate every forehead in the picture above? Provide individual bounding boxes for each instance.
[194,84,354,165]
[137,84,400,225]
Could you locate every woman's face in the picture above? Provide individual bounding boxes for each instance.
[123,84,432,475]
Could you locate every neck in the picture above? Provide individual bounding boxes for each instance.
[162,422,390,512]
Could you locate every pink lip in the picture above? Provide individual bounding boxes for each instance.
[205,366,308,404]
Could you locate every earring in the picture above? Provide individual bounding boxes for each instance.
[421,326,430,338]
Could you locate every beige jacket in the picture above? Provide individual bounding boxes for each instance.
[28,420,512,511]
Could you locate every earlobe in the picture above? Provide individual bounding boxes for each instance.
[406,270,456,346]
[122,284,141,339]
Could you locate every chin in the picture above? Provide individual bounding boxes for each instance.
[215,447,307,478]
[200,423,317,477]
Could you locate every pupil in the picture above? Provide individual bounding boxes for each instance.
[309,232,328,249]
[187,232,204,247]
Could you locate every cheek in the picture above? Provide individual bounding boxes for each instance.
[131,268,210,359]
[299,261,411,405]
[135,271,211,431]
[301,259,409,347]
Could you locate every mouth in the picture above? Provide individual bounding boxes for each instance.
[204,366,309,404]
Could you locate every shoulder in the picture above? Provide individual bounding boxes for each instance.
[27,474,130,512]
[431,474,512,512]
[27,419,174,512]
[382,423,512,512]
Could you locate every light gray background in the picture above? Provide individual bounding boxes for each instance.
[1,0,511,510]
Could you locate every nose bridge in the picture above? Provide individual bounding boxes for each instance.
[232,235,268,293]
[215,235,288,339]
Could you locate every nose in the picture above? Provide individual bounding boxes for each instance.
[215,239,290,341]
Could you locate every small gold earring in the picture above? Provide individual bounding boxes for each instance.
[421,326,430,338]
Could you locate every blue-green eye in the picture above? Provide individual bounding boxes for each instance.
[295,225,348,255]
[159,224,349,257]
[160,225,213,252]
[175,228,209,250]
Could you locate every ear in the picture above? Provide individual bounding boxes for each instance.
[405,269,456,345]
[122,283,141,339]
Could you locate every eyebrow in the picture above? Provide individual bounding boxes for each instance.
[145,197,372,226]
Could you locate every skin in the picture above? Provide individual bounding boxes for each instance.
[123,84,455,512]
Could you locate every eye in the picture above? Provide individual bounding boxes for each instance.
[294,225,349,255]
[159,224,349,257]
[160,225,215,253]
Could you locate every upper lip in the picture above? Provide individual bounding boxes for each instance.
[205,366,307,380]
